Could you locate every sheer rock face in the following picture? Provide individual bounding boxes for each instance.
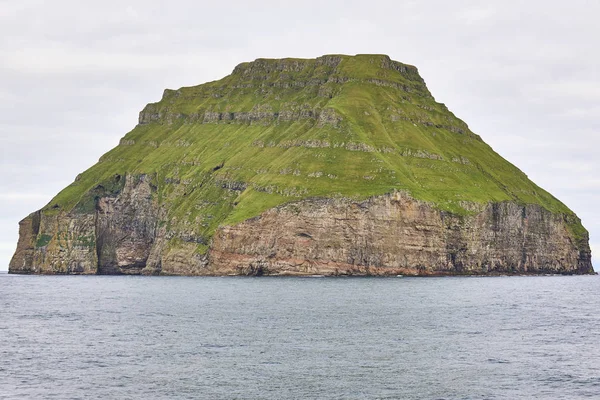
[9,175,158,275]
[10,211,98,275]
[94,174,158,274]
[9,181,592,276]
[210,192,592,275]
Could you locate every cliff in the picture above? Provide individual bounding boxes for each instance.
[9,54,593,275]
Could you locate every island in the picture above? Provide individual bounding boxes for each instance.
[9,54,593,276]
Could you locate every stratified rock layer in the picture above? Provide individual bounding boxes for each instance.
[9,54,594,275]
[211,192,592,275]
[10,184,592,275]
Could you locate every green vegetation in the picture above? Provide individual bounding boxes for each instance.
[36,234,52,248]
[42,54,586,246]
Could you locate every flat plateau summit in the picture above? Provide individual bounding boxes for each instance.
[10,54,593,275]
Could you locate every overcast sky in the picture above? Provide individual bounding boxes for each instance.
[1,0,598,271]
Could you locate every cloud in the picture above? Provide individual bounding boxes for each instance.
[456,6,497,24]
[0,242,16,270]
[0,0,598,271]
[557,106,600,119]
[3,47,212,74]
[532,81,600,101]
[0,193,54,202]
[0,241,17,251]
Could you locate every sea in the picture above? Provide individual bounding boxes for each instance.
[1,272,599,399]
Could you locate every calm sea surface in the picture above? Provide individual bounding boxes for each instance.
[1,272,599,399]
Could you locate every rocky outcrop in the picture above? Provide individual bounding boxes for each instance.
[9,175,158,275]
[209,192,592,276]
[94,174,158,274]
[9,187,593,276]
[9,210,98,275]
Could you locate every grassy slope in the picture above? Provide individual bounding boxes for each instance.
[42,54,586,249]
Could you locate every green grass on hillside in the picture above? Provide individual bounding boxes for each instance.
[42,54,585,248]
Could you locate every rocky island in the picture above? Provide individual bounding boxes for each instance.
[9,54,593,276]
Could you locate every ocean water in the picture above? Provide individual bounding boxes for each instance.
[1,273,599,399]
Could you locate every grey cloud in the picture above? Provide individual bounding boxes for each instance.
[1,0,598,269]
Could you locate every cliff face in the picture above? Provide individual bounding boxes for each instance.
[10,184,592,276]
[211,192,592,275]
[9,54,594,275]
[9,175,157,275]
